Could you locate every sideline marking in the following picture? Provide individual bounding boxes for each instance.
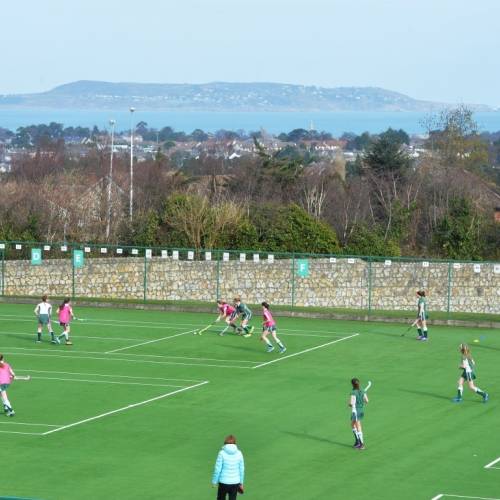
[3,351,253,369]
[0,421,60,427]
[484,457,500,469]
[105,330,196,353]
[252,333,359,369]
[16,369,203,383]
[432,495,500,500]
[26,376,184,388]
[42,380,209,435]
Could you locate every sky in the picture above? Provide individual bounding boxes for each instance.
[2,0,500,106]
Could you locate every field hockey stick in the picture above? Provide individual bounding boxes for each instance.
[401,318,419,337]
[14,375,31,381]
[74,317,86,322]
[364,380,372,392]
[195,321,217,335]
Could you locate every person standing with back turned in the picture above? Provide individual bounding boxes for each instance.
[211,435,245,500]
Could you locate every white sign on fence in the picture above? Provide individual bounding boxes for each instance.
[43,245,51,251]
[329,257,336,263]
[422,261,429,268]
[100,247,107,254]
[172,250,179,260]
[223,252,229,262]
[0,244,5,249]
[84,247,91,253]
[205,252,211,261]
[494,264,500,274]
[268,254,274,263]
[384,259,392,266]
[453,263,461,269]
[347,258,355,264]
[60,245,67,252]
[132,249,139,255]
[116,248,123,254]
[145,249,152,259]
[187,251,194,260]
[161,250,168,259]
[473,264,481,273]
[253,254,259,263]
[15,244,22,250]
[240,253,246,262]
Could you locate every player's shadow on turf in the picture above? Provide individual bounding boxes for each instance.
[473,344,500,352]
[400,389,450,401]
[282,430,352,449]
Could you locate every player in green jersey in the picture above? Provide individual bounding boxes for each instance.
[416,290,429,341]
[231,296,254,337]
[452,343,489,403]
[349,378,369,450]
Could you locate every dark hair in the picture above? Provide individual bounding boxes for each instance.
[224,435,236,445]
[261,301,270,309]
[351,378,360,390]
[0,354,3,362]
[42,294,48,302]
[417,290,426,297]
[59,297,70,311]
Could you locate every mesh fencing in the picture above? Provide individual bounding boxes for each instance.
[0,241,499,317]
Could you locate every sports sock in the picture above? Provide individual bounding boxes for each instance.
[457,387,463,398]
[475,388,485,396]
[50,331,55,340]
[243,325,250,334]
[358,431,364,444]
[277,340,284,348]
[264,338,272,347]
[352,430,359,444]
[423,328,428,338]
[2,397,12,410]
[37,331,41,341]
[417,328,422,336]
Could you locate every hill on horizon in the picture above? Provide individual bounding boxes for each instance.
[0,80,493,112]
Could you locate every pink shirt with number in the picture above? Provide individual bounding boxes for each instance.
[263,309,276,327]
[0,362,13,385]
[58,304,72,324]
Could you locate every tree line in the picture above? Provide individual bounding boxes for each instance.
[0,107,499,260]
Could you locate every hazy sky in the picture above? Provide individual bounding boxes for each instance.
[2,0,500,105]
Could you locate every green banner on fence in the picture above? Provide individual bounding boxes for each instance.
[73,249,84,268]
[296,259,309,278]
[31,248,42,266]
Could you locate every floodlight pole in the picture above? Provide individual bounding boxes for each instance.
[129,107,135,221]
[106,119,116,240]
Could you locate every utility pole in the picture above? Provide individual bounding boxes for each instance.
[129,107,135,221]
[106,119,116,239]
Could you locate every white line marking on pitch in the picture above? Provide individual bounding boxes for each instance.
[484,456,500,469]
[3,351,253,369]
[41,380,209,436]
[0,330,148,342]
[0,421,60,427]
[105,329,197,353]
[28,376,185,388]
[17,369,203,383]
[432,495,500,500]
[5,347,258,365]
[0,429,43,436]
[252,333,359,369]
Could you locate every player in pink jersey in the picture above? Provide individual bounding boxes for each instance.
[261,302,286,353]
[57,298,74,345]
[216,299,236,336]
[0,354,16,416]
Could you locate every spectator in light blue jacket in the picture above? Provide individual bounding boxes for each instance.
[211,435,245,500]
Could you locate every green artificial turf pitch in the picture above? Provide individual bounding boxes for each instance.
[0,303,498,500]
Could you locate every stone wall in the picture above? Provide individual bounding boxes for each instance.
[2,256,499,314]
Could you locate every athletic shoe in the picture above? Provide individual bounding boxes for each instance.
[249,326,255,334]
[35,340,41,343]
[279,347,287,354]
[7,410,15,417]
[243,333,252,338]
[420,337,428,341]
[55,336,61,345]
[483,392,489,403]
[416,336,423,340]
[266,346,275,353]
[65,341,73,346]
[219,332,224,337]
[452,397,463,403]
[51,340,57,344]
[357,444,366,450]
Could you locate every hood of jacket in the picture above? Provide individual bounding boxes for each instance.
[222,444,239,455]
